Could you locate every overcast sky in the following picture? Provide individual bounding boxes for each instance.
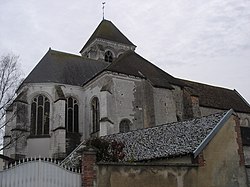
[1,0,250,103]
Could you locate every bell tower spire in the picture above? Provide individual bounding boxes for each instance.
[80,20,136,62]
[102,2,106,20]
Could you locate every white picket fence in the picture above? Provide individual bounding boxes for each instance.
[0,158,81,187]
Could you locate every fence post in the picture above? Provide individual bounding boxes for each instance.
[82,147,97,187]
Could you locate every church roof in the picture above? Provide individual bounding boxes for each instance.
[105,51,185,89]
[104,110,232,161]
[22,17,250,114]
[80,19,135,53]
[23,49,109,86]
[22,49,250,114]
[181,79,250,113]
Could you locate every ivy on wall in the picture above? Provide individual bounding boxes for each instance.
[86,138,125,162]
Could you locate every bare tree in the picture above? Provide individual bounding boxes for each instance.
[0,53,23,151]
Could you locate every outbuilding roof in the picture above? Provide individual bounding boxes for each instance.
[61,110,233,167]
[104,110,232,161]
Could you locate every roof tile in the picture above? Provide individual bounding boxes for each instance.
[104,111,227,161]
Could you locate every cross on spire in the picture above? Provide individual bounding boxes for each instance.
[102,2,106,20]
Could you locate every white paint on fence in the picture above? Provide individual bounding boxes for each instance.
[0,159,81,187]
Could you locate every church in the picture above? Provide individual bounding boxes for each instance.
[3,19,250,162]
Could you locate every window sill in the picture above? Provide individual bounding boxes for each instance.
[66,132,81,138]
[27,134,51,139]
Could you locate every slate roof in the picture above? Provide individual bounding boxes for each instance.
[21,18,250,114]
[80,19,135,53]
[61,110,231,167]
[104,111,229,161]
[23,49,109,86]
[22,49,250,113]
[105,51,185,89]
[180,79,250,113]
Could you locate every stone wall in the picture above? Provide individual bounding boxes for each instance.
[84,72,146,134]
[153,87,177,125]
[83,72,176,136]
[81,38,135,61]
[81,115,248,187]
[97,163,197,187]
[4,83,85,159]
[172,85,184,121]
[241,127,250,185]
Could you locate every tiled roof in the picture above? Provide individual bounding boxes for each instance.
[106,51,185,89]
[180,79,250,113]
[61,111,230,168]
[104,111,228,161]
[80,19,135,53]
[22,49,109,86]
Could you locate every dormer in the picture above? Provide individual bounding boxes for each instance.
[80,19,136,63]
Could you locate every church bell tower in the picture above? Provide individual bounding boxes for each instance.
[79,19,136,63]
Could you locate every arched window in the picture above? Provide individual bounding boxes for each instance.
[65,97,79,133]
[119,119,132,133]
[242,118,250,127]
[30,95,50,135]
[91,97,100,133]
[104,50,113,63]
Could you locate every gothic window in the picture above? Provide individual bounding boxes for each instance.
[30,95,50,135]
[104,50,113,63]
[65,97,79,133]
[119,119,131,133]
[91,97,100,133]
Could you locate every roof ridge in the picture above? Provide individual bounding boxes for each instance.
[48,48,83,59]
[179,78,234,91]
[106,51,184,88]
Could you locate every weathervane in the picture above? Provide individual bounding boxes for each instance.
[102,2,106,20]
